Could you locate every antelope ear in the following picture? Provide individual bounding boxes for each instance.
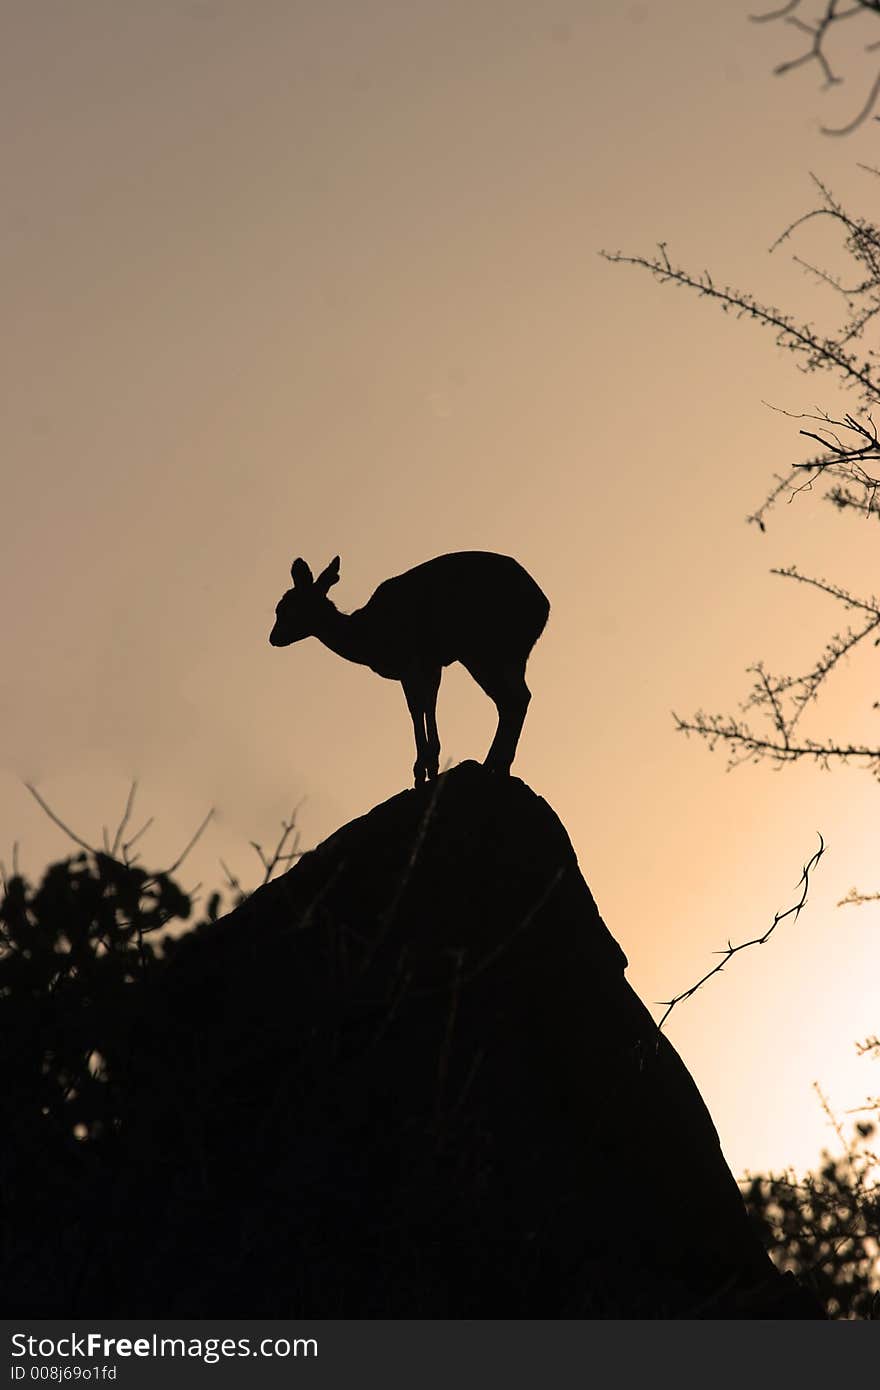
[290,558,313,588]
[315,556,340,594]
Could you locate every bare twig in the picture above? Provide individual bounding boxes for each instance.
[838,886,880,905]
[600,244,880,401]
[23,783,95,855]
[219,858,244,900]
[111,781,138,859]
[675,561,880,774]
[814,1079,850,1153]
[656,834,826,1032]
[161,808,215,878]
[121,816,154,863]
[751,0,880,133]
[249,806,304,885]
[606,171,880,534]
[746,466,804,531]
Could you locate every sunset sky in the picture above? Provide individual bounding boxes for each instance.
[3,0,879,1179]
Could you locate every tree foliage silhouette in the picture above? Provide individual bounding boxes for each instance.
[603,29,880,1312]
[744,1122,880,1318]
[605,172,880,774]
[0,787,310,1313]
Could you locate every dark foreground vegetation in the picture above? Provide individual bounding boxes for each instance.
[0,766,849,1316]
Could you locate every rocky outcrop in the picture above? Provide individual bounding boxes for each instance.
[71,763,820,1316]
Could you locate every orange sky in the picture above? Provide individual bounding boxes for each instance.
[2,0,879,1178]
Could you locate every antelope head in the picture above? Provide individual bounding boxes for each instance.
[269,556,340,646]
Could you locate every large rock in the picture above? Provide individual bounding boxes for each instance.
[79,763,819,1316]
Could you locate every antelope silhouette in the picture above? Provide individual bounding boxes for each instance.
[269,551,549,787]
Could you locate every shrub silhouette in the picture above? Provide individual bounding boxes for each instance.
[743,1145,880,1319]
[1,851,201,1217]
[0,843,203,1309]
[2,850,190,1128]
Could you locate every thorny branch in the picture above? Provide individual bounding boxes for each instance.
[787,409,880,505]
[752,0,880,133]
[746,467,806,531]
[603,173,880,526]
[675,567,880,772]
[656,833,826,1032]
[603,241,880,403]
[605,174,880,780]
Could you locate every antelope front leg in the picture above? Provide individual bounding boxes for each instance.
[402,673,430,787]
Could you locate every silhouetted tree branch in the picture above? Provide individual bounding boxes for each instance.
[840,886,880,903]
[674,566,880,772]
[752,0,880,133]
[605,43,880,1298]
[605,238,879,406]
[741,1086,880,1316]
[603,172,880,779]
[23,778,214,881]
[249,807,303,884]
[657,834,825,1031]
